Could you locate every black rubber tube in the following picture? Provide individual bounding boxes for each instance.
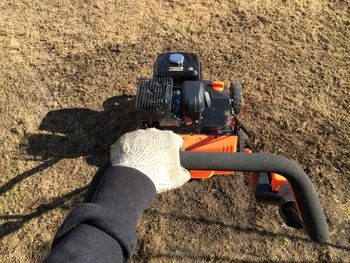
[180,152,330,243]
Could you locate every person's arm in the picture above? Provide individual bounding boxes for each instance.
[45,166,156,263]
[44,128,190,263]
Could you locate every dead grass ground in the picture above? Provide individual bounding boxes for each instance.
[0,0,349,262]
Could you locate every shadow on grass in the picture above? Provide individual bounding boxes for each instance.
[156,213,350,252]
[0,158,61,195]
[0,161,111,240]
[0,185,88,239]
[0,95,135,238]
[0,95,135,197]
[152,250,299,263]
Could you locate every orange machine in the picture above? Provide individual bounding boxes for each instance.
[181,134,238,178]
[132,52,329,240]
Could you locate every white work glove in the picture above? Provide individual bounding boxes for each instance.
[110,128,191,193]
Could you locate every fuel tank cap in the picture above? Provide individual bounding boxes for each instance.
[169,53,184,65]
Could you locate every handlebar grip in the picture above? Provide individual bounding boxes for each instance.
[180,151,330,243]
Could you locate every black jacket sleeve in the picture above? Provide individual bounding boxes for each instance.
[44,166,156,263]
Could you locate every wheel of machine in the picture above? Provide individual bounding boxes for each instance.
[230,80,243,115]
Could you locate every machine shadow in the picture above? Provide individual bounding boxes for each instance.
[26,95,136,167]
[0,95,137,238]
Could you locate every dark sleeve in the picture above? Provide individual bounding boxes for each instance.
[44,166,156,263]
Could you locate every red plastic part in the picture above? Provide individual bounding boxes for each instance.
[271,172,288,192]
[212,81,225,92]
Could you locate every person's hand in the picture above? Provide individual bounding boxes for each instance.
[110,128,191,193]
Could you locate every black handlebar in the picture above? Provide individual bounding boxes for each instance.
[180,151,330,243]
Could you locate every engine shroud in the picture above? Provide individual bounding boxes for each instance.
[134,52,232,132]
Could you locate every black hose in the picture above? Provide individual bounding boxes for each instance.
[180,151,330,243]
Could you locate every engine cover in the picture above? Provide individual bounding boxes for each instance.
[181,81,205,123]
[134,52,233,132]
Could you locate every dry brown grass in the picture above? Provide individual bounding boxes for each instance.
[0,0,349,262]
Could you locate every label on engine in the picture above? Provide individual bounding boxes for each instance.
[168,66,183,71]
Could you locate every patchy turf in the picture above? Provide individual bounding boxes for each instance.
[0,0,349,262]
